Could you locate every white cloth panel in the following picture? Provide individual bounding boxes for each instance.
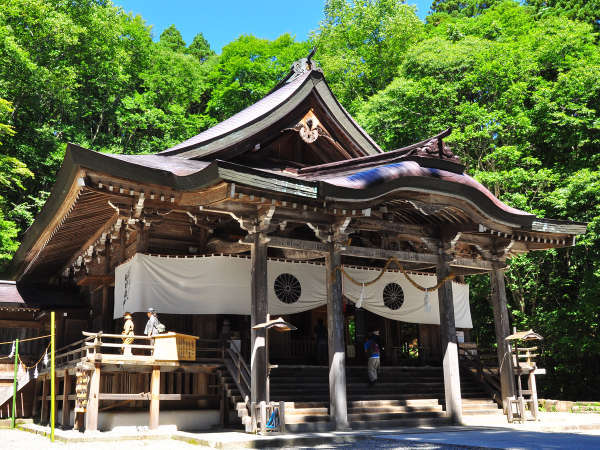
[341,267,472,328]
[114,254,326,318]
[113,254,471,328]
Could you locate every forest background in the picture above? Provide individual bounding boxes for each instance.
[0,0,598,400]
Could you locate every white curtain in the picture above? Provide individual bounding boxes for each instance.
[114,253,471,328]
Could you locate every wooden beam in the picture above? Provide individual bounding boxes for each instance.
[241,235,499,271]
[0,319,42,329]
[61,372,71,428]
[76,275,114,286]
[40,378,49,425]
[85,364,101,432]
[437,251,462,424]
[326,238,349,430]
[149,367,160,430]
[250,232,268,404]
[490,267,516,412]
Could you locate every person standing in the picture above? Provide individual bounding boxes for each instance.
[121,312,134,356]
[364,330,381,385]
[144,307,160,336]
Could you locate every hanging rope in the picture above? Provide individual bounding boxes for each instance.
[335,256,455,292]
[17,342,51,370]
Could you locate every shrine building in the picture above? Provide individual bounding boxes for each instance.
[3,56,586,432]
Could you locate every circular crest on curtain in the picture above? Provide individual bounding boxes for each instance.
[274,273,302,304]
[383,282,404,310]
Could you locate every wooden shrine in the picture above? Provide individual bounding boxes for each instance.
[7,53,587,431]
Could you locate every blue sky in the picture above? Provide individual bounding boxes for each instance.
[113,0,433,53]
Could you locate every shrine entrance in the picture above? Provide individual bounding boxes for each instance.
[266,304,427,368]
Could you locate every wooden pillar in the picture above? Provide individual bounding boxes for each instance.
[85,364,101,432]
[149,367,160,430]
[61,372,71,428]
[40,377,49,425]
[32,380,40,420]
[250,232,268,404]
[326,242,349,430]
[436,250,463,424]
[490,267,516,410]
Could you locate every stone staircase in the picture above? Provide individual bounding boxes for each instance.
[268,365,502,431]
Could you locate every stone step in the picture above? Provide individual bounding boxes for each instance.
[462,408,503,415]
[348,405,443,414]
[350,416,452,430]
[350,399,441,408]
[271,388,487,398]
[349,410,445,422]
[272,392,489,402]
[286,407,329,415]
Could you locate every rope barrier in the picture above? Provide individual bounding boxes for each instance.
[0,334,51,346]
[18,342,51,370]
[335,256,455,291]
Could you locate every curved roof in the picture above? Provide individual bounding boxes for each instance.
[159,68,383,160]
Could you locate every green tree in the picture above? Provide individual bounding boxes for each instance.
[188,32,215,62]
[527,0,600,29]
[430,0,500,16]
[206,34,309,121]
[312,0,424,112]
[0,98,32,270]
[159,24,186,52]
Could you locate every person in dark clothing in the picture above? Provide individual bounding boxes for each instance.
[364,330,382,385]
[314,319,328,364]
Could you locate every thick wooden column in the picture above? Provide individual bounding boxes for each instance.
[436,251,463,424]
[490,267,515,410]
[149,367,160,430]
[250,232,268,404]
[61,372,71,428]
[326,242,349,430]
[85,364,101,432]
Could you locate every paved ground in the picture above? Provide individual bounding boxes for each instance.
[0,429,201,450]
[371,429,600,449]
[3,413,600,449]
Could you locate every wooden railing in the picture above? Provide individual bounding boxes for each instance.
[224,342,250,405]
[459,342,502,405]
[82,331,154,358]
[54,335,95,367]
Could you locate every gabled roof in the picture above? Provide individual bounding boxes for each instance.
[159,60,383,160]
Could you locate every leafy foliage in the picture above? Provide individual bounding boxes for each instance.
[0,0,598,399]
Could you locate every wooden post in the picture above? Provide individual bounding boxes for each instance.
[528,372,538,420]
[51,311,56,441]
[279,400,286,433]
[436,250,463,424]
[326,241,349,430]
[61,372,71,428]
[149,367,160,430]
[40,377,49,425]
[85,364,101,432]
[32,380,40,420]
[490,267,516,411]
[250,232,268,405]
[11,338,18,428]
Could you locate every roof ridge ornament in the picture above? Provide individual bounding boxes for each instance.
[287,47,320,83]
[409,128,460,163]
